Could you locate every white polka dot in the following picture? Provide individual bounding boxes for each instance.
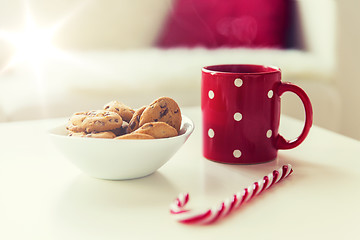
[266,129,272,138]
[208,128,215,138]
[208,90,215,99]
[233,150,242,158]
[234,78,243,87]
[234,112,242,121]
[267,90,274,98]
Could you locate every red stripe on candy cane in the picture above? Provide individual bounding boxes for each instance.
[170,164,293,224]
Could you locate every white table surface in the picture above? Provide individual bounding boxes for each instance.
[0,107,359,240]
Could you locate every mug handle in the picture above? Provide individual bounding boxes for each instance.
[275,82,313,150]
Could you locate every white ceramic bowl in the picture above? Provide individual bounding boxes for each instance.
[49,115,194,180]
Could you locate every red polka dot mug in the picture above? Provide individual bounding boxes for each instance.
[201,64,313,164]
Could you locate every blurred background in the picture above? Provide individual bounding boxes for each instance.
[0,0,359,140]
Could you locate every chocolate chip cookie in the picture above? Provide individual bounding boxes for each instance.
[69,131,116,139]
[134,122,178,139]
[104,100,135,122]
[66,110,123,133]
[127,106,146,133]
[115,133,155,140]
[139,97,182,132]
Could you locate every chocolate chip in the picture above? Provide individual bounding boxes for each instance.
[130,121,136,130]
[160,108,168,118]
[154,119,158,122]
[115,119,119,123]
[174,109,179,114]
[115,108,120,111]
[160,102,167,108]
[105,106,109,109]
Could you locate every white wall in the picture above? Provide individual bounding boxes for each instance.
[2,0,360,140]
[336,0,360,139]
[0,0,172,51]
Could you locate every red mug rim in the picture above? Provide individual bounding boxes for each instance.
[202,64,280,75]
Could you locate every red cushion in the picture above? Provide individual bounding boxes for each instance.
[156,0,290,48]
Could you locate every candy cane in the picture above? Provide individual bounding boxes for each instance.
[170,164,293,224]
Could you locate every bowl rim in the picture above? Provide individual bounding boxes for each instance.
[48,114,194,142]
